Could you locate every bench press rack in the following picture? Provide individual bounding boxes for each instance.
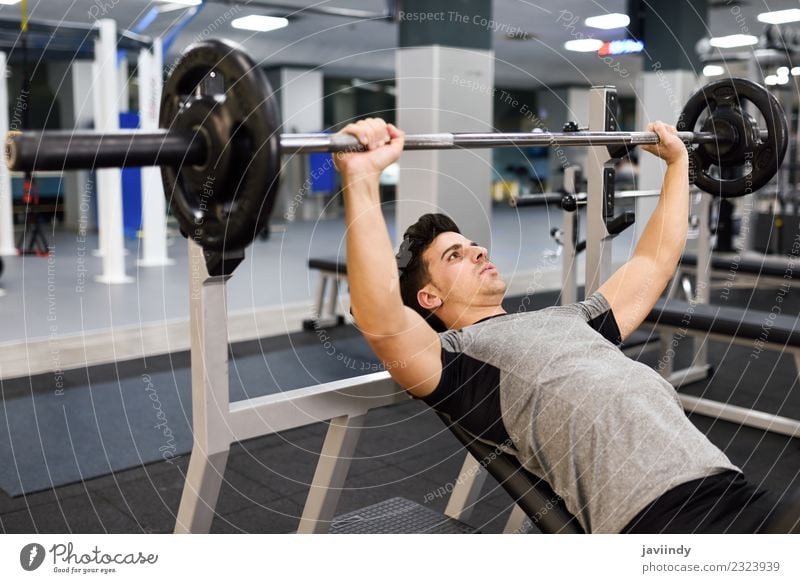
[176,238,579,533]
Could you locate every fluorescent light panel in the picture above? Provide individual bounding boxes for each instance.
[702,65,724,77]
[584,13,630,29]
[709,34,758,48]
[765,74,789,86]
[757,9,800,25]
[232,15,289,32]
[0,0,22,5]
[564,38,603,52]
[156,0,201,6]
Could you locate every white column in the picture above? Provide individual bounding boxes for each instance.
[535,87,588,192]
[64,60,96,233]
[274,67,323,221]
[138,38,171,266]
[396,46,494,246]
[118,58,129,113]
[279,68,324,132]
[94,18,131,284]
[0,52,16,255]
[91,60,103,252]
[566,87,590,181]
[536,88,568,192]
[635,70,696,244]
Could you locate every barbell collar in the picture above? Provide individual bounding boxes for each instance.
[7,128,772,172]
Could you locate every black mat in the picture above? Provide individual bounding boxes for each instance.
[2,286,799,499]
[0,327,380,497]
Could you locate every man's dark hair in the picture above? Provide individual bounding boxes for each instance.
[396,213,460,333]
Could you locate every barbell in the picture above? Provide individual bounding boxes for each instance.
[6,38,789,254]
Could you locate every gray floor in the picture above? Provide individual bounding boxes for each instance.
[3,202,797,534]
[1,287,799,534]
[0,201,583,533]
[0,399,519,534]
[2,337,798,534]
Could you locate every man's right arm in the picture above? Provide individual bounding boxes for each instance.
[337,119,442,397]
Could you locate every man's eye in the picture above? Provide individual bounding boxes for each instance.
[448,252,459,261]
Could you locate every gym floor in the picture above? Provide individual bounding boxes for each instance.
[0,204,797,534]
[0,203,592,342]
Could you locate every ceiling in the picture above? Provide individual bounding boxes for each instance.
[1,0,799,91]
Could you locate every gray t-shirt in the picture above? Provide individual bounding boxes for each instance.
[434,292,739,533]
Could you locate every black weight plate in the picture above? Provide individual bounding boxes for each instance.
[678,78,788,198]
[160,39,281,252]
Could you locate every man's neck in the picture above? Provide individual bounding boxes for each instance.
[448,305,507,330]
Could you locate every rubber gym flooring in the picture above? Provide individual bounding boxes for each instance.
[1,285,798,534]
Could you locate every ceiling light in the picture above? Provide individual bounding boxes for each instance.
[765,75,778,86]
[598,39,644,55]
[155,0,201,5]
[0,0,22,5]
[232,15,289,32]
[757,9,800,25]
[702,65,724,77]
[709,34,758,49]
[564,38,604,52]
[584,13,630,30]
[777,66,790,76]
[792,67,800,76]
[506,30,533,41]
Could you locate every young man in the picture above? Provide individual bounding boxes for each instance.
[334,117,796,534]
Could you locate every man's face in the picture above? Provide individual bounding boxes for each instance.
[418,231,506,314]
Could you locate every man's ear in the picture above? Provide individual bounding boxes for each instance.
[417,285,442,310]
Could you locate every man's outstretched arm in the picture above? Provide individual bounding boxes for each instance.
[598,122,689,339]
[336,118,442,397]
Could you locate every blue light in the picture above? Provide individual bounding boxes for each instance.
[599,39,644,56]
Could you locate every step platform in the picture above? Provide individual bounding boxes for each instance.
[329,497,477,534]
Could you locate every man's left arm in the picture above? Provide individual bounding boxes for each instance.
[597,122,689,340]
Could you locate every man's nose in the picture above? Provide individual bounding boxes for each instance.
[472,246,487,262]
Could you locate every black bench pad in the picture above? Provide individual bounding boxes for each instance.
[308,257,347,273]
[681,253,791,279]
[441,414,584,534]
[646,298,800,347]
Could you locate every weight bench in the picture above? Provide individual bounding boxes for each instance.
[319,415,584,535]
[679,252,793,290]
[646,298,800,439]
[303,256,582,532]
[303,257,348,330]
[440,414,583,533]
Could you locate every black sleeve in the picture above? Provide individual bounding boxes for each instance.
[420,349,510,445]
[568,291,622,346]
[586,308,623,346]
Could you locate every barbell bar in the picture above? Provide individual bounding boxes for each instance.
[283,129,771,152]
[6,128,773,172]
[2,38,789,255]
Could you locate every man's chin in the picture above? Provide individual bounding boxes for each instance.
[483,277,507,294]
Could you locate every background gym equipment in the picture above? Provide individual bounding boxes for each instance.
[6,39,789,256]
